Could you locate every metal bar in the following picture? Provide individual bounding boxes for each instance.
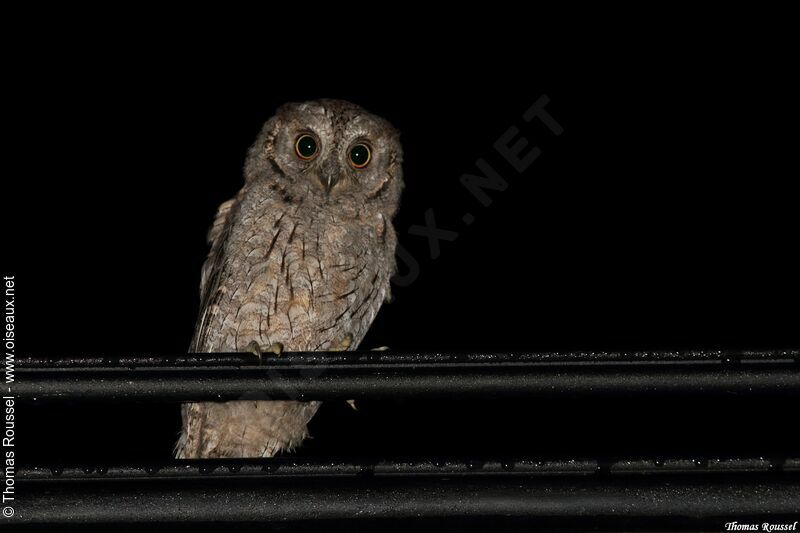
[11,349,800,402]
[16,348,800,367]
[13,458,800,525]
[17,457,800,479]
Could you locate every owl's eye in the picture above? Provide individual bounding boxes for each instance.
[349,143,371,168]
[295,134,319,160]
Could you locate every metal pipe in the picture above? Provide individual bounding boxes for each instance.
[13,459,800,525]
[11,350,800,402]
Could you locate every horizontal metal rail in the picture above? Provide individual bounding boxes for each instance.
[13,458,800,525]
[10,349,800,402]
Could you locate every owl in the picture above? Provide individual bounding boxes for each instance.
[175,99,403,458]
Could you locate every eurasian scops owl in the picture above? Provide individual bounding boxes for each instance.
[175,99,403,458]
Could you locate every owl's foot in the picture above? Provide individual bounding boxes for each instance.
[328,333,357,409]
[330,333,353,352]
[343,347,389,409]
[244,340,284,361]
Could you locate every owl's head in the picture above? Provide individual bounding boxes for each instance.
[244,99,403,218]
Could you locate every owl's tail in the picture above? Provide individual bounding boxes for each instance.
[175,400,321,459]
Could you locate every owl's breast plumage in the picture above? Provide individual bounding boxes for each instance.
[193,184,393,353]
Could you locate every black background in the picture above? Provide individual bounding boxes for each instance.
[6,38,798,466]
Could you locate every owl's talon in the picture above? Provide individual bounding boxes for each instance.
[244,341,283,361]
[331,333,353,352]
[245,341,263,361]
[337,334,359,412]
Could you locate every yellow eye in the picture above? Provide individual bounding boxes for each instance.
[295,134,319,160]
[349,143,371,168]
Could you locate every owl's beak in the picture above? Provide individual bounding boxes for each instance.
[324,174,335,193]
[319,156,342,194]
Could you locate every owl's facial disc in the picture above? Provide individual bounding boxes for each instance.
[244,100,401,211]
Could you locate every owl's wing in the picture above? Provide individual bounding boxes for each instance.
[190,196,239,352]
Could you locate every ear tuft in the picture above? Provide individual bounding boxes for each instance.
[244,116,280,182]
